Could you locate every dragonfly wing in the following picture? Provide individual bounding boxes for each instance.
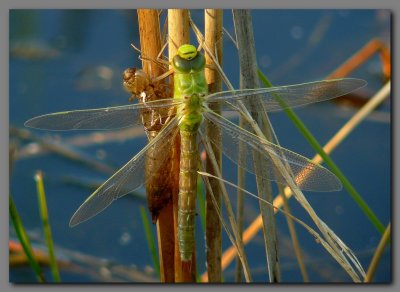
[69,117,179,227]
[203,111,342,192]
[25,99,180,130]
[204,78,366,114]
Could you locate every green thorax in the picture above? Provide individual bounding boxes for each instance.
[172,44,207,132]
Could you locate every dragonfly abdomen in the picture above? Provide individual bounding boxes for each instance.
[178,130,199,262]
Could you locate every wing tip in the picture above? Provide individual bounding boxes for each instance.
[345,77,368,89]
[23,116,65,131]
[315,174,343,192]
[329,77,368,91]
[69,214,81,228]
[331,181,343,192]
[24,118,36,128]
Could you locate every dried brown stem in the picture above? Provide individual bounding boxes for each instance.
[167,9,196,282]
[137,9,175,282]
[203,9,224,283]
[232,9,281,282]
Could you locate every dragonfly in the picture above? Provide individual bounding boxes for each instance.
[25,44,366,262]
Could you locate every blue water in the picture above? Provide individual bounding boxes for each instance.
[9,9,391,283]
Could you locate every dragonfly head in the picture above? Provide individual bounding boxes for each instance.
[173,44,205,74]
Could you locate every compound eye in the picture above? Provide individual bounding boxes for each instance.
[191,54,206,71]
[173,55,191,73]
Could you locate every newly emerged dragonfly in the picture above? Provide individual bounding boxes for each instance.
[25,44,366,262]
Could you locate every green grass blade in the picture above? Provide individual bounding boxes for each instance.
[140,206,160,278]
[9,195,46,282]
[257,69,386,235]
[35,171,61,282]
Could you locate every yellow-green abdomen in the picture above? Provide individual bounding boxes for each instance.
[177,129,198,261]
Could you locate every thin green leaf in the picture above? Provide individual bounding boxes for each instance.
[140,206,160,278]
[35,171,61,282]
[9,195,46,282]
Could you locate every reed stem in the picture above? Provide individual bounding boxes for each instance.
[204,9,223,283]
[233,9,281,282]
[137,9,176,283]
[167,9,196,282]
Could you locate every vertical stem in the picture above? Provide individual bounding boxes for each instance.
[138,9,164,79]
[167,9,196,282]
[232,9,281,282]
[256,72,309,281]
[137,9,175,282]
[235,115,246,282]
[235,33,245,284]
[204,9,223,283]
[189,17,252,282]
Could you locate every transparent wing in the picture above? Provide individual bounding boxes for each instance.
[203,111,342,192]
[25,99,181,130]
[204,78,366,113]
[69,117,179,227]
